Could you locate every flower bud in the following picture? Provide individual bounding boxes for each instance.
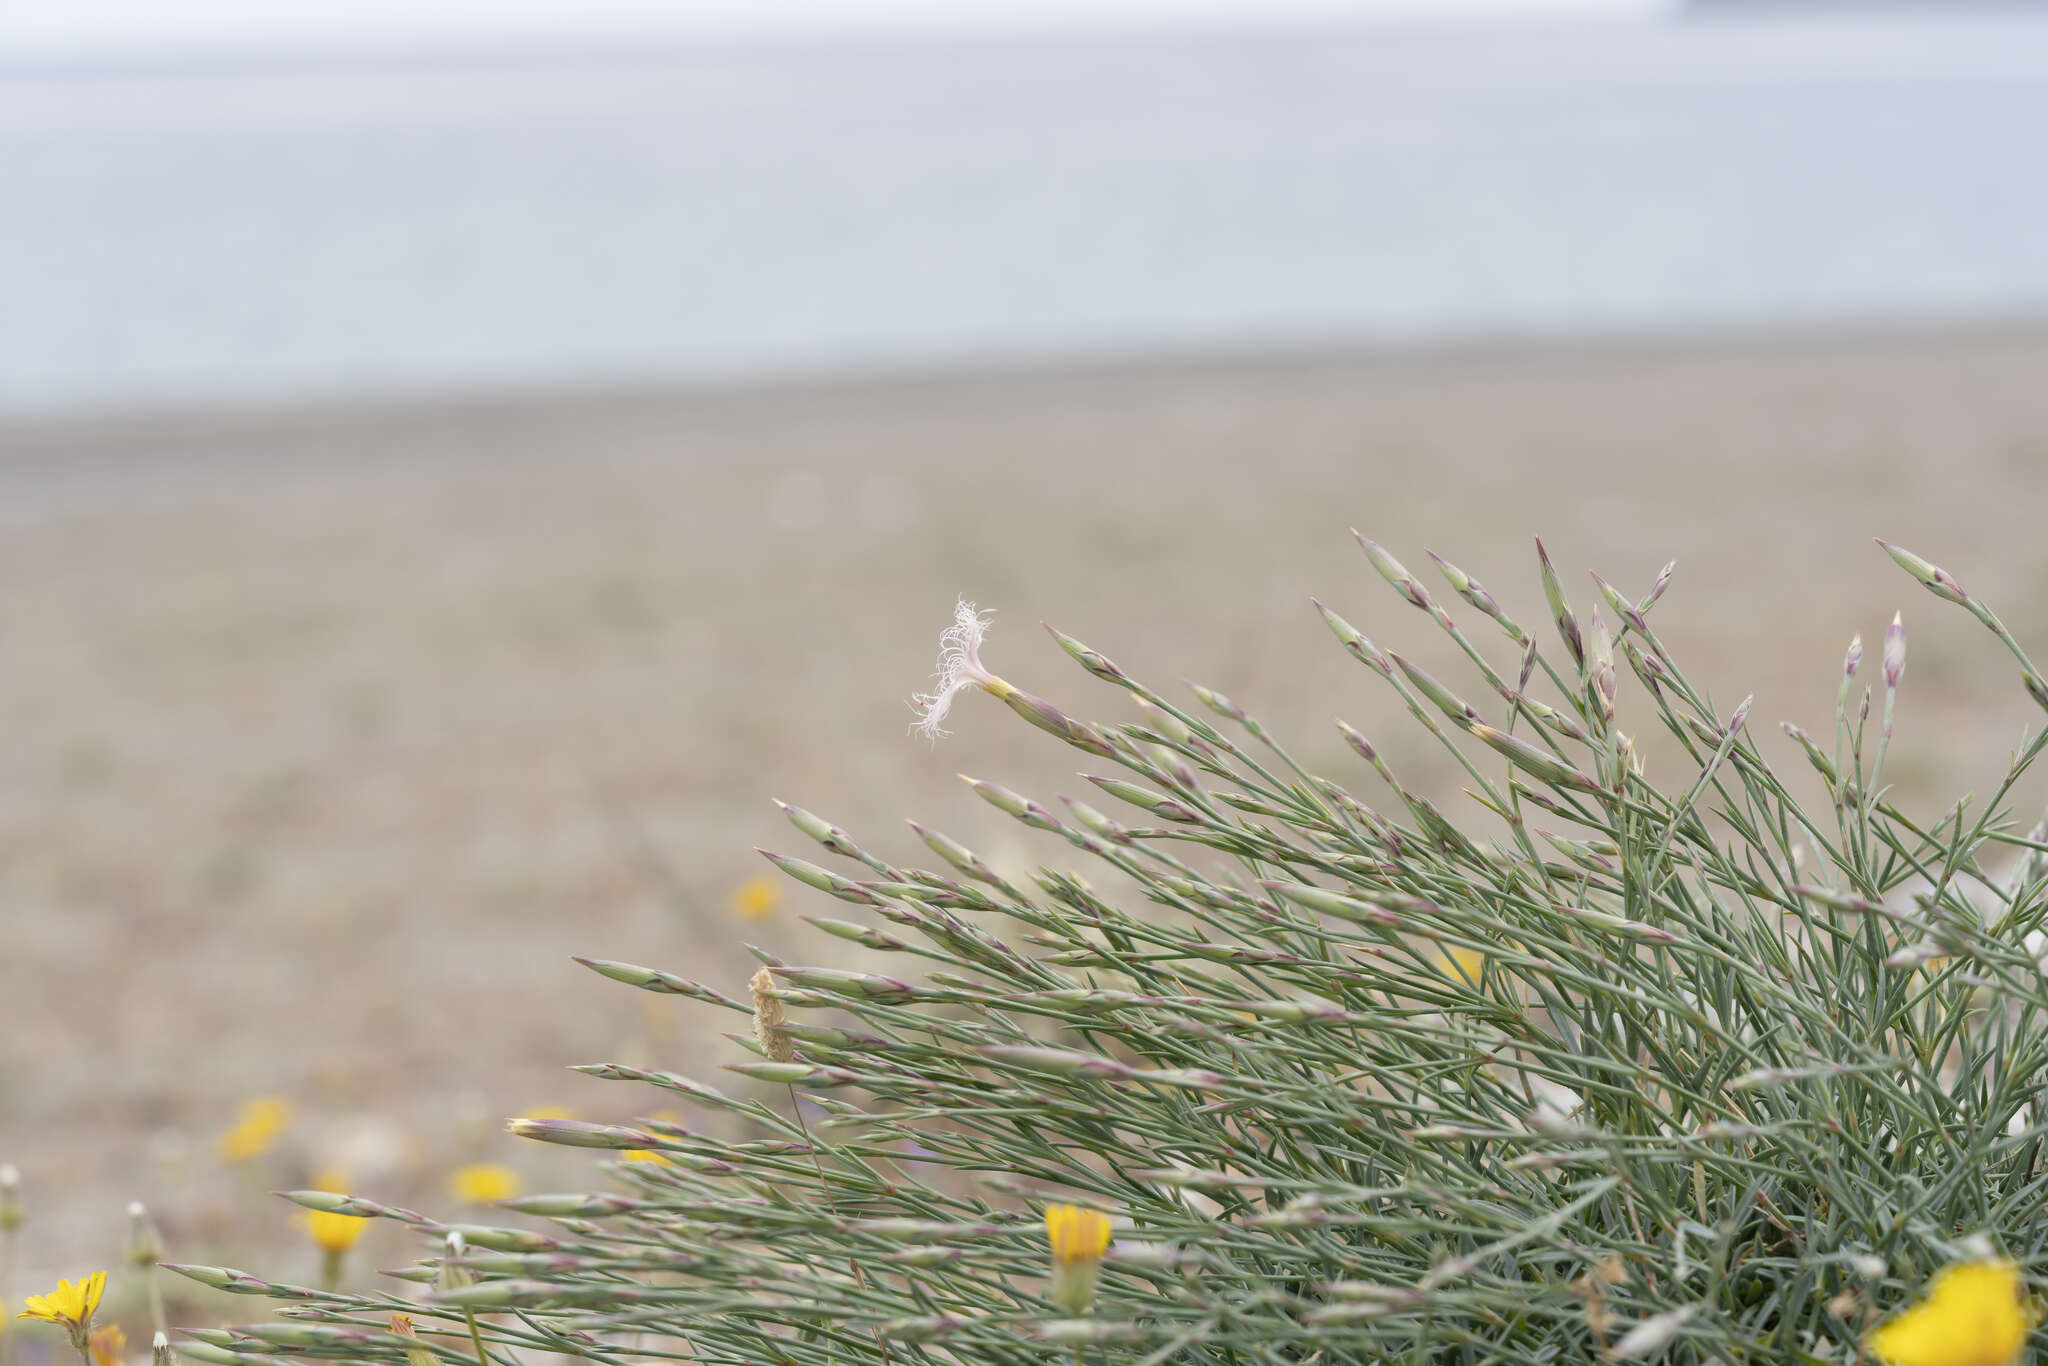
[129,1200,166,1268]
[436,1231,475,1296]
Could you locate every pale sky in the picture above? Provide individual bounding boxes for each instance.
[2,0,1673,55]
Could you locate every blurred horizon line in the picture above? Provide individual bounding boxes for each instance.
[6,315,2045,434]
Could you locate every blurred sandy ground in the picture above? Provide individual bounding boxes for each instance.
[4,329,2048,1323]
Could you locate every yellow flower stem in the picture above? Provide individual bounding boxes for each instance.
[144,1265,168,1342]
[0,1225,15,1366]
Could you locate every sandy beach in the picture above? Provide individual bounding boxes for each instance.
[6,329,2048,1312]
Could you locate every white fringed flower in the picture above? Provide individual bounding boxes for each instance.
[910,599,999,740]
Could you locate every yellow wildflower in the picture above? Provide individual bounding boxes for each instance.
[623,1149,673,1166]
[307,1207,366,1254]
[217,1096,291,1163]
[1868,1260,2032,1366]
[1044,1204,1112,1314]
[448,1163,522,1204]
[18,1272,106,1345]
[731,875,782,921]
[89,1323,127,1366]
[390,1313,437,1366]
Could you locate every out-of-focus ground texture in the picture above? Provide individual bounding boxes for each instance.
[7,330,2048,1324]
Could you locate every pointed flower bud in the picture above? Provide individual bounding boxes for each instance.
[1876,539,1969,605]
[1535,537,1584,667]
[1884,612,1906,690]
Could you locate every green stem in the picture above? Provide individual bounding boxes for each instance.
[465,1308,492,1366]
[144,1268,167,1342]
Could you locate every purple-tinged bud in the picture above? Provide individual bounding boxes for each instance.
[1645,560,1676,608]
[1337,722,1376,763]
[1354,533,1432,612]
[1876,540,1969,605]
[1042,623,1129,686]
[774,801,868,862]
[1313,599,1392,675]
[1727,695,1753,734]
[1188,683,1246,723]
[1534,537,1584,667]
[757,849,882,906]
[1425,550,1503,621]
[1843,635,1863,679]
[961,777,1063,832]
[1883,612,1906,690]
[1083,774,1199,824]
[1390,653,1480,725]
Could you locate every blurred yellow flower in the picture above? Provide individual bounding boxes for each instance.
[89,1322,126,1366]
[305,1168,366,1255]
[623,1150,672,1166]
[1044,1205,1111,1315]
[17,1272,105,1334]
[449,1163,522,1204]
[524,1106,574,1121]
[217,1096,292,1163]
[731,875,782,921]
[1869,1260,2032,1366]
[307,1207,366,1254]
[1439,945,1486,983]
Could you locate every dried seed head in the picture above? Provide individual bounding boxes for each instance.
[751,967,797,1064]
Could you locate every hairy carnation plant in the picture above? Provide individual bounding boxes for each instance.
[176,535,2048,1366]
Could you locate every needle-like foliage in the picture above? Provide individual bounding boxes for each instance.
[181,535,2048,1366]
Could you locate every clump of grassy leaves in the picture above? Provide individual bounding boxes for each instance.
[180,536,2048,1366]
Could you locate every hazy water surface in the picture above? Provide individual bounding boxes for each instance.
[5,15,2048,414]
